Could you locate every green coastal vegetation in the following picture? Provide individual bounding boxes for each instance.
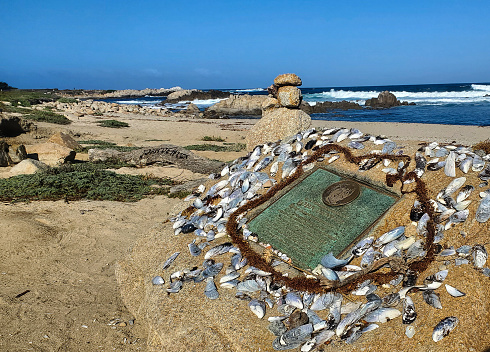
[201,135,225,142]
[184,143,246,152]
[77,140,140,153]
[98,119,130,128]
[0,162,180,202]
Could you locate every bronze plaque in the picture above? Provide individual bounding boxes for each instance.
[322,180,360,206]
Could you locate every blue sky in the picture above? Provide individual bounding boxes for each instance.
[1,0,489,89]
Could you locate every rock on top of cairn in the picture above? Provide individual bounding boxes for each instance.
[273,73,302,87]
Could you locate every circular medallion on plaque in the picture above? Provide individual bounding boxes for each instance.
[322,180,360,206]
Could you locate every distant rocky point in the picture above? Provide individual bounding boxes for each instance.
[365,90,415,108]
[59,87,183,99]
[162,89,230,104]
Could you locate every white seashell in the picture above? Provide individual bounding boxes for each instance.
[151,276,165,285]
[364,308,401,323]
[406,326,416,338]
[248,299,266,319]
[444,151,456,177]
[285,292,304,309]
[432,316,458,342]
[445,284,465,297]
[328,155,339,163]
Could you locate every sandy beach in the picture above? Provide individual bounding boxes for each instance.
[1,110,489,351]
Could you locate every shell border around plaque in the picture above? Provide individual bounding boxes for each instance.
[246,164,402,272]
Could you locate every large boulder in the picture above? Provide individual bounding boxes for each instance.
[204,94,267,118]
[47,132,81,150]
[0,115,31,137]
[164,90,230,104]
[9,159,49,176]
[25,143,76,166]
[273,73,302,86]
[365,91,413,108]
[245,107,311,150]
[0,141,9,166]
[8,144,27,164]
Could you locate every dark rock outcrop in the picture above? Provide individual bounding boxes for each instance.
[0,141,9,166]
[365,91,415,108]
[0,115,33,137]
[89,144,225,175]
[300,100,363,114]
[162,90,230,104]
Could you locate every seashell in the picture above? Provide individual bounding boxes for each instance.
[204,277,219,299]
[432,316,458,342]
[416,213,429,235]
[423,290,442,309]
[351,237,374,256]
[456,185,474,203]
[220,165,230,177]
[320,267,340,281]
[320,252,350,269]
[237,279,261,293]
[204,242,233,259]
[304,309,324,329]
[359,158,380,171]
[219,271,240,283]
[172,218,186,229]
[445,209,469,230]
[390,274,404,286]
[151,276,165,285]
[162,252,180,270]
[364,307,401,323]
[382,141,396,154]
[476,195,490,223]
[459,157,473,173]
[361,247,381,268]
[472,155,485,172]
[406,240,425,259]
[188,239,202,256]
[410,200,424,221]
[268,320,287,336]
[280,324,314,347]
[348,141,364,149]
[445,284,465,297]
[436,147,449,157]
[382,293,400,307]
[181,223,197,234]
[248,299,266,319]
[440,177,466,198]
[472,244,488,269]
[220,279,239,288]
[202,262,223,279]
[427,160,446,171]
[285,292,304,309]
[375,226,405,247]
[310,292,340,311]
[402,296,417,324]
[167,280,183,293]
[453,200,472,211]
[406,325,416,338]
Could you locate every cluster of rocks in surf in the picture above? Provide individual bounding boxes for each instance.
[245,74,312,150]
[149,124,490,350]
[365,91,415,108]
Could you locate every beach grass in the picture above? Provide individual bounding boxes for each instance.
[201,135,225,142]
[24,109,72,125]
[0,162,179,202]
[184,143,245,152]
[57,97,78,104]
[76,140,140,153]
[98,119,130,128]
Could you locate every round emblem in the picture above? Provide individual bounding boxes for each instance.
[322,180,360,206]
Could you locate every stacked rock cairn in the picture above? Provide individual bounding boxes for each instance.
[245,73,312,150]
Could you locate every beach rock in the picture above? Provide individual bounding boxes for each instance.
[0,115,29,137]
[262,97,280,110]
[277,86,302,108]
[365,91,413,108]
[267,84,279,98]
[274,73,302,87]
[8,144,27,164]
[204,95,267,118]
[186,103,201,116]
[0,141,9,166]
[89,145,225,175]
[25,142,76,166]
[48,132,81,150]
[245,107,311,150]
[9,159,49,176]
[164,90,230,104]
[300,100,363,113]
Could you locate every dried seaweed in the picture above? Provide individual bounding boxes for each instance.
[226,143,437,293]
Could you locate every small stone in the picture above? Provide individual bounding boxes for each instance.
[263,180,273,188]
[274,73,302,87]
[118,322,127,327]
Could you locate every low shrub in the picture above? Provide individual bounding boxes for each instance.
[24,110,71,124]
[98,119,129,128]
[184,143,246,152]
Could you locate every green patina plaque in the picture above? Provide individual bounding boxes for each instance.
[248,168,398,270]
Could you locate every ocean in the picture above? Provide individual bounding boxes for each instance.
[99,83,490,126]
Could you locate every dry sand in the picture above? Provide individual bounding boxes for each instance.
[1,111,489,351]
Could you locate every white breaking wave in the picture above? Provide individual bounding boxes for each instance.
[304,88,490,105]
[178,98,229,108]
[472,84,490,92]
[233,88,266,92]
